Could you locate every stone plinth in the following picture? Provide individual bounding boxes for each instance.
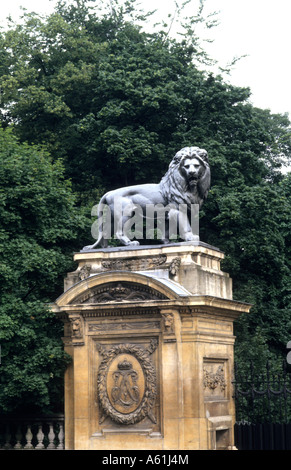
[52,242,251,450]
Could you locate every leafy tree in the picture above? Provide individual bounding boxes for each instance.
[0,1,289,191]
[0,128,87,413]
[0,0,221,197]
[212,176,291,361]
[0,0,290,412]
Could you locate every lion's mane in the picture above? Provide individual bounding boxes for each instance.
[159,146,211,208]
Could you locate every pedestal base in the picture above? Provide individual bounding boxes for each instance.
[52,242,250,450]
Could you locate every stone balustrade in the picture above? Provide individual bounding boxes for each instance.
[0,415,64,450]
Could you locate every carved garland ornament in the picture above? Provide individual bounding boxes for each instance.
[97,340,158,425]
[203,365,226,392]
[101,255,167,271]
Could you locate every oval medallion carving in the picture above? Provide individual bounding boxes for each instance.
[97,341,158,425]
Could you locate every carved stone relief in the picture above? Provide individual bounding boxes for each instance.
[89,321,160,333]
[162,313,175,334]
[169,257,181,276]
[101,255,167,271]
[97,340,158,425]
[68,314,84,345]
[79,264,91,281]
[203,364,226,394]
[72,282,168,304]
[69,315,83,338]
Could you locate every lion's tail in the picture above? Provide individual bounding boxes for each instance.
[82,193,109,250]
[95,193,110,247]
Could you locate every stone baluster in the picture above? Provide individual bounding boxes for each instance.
[3,424,12,449]
[24,424,34,449]
[1,417,64,450]
[14,425,23,449]
[57,423,64,450]
[47,422,56,449]
[35,424,45,449]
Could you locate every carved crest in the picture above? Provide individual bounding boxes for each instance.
[97,340,158,425]
[110,359,141,411]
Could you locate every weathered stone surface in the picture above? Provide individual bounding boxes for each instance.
[52,242,251,450]
[65,241,232,300]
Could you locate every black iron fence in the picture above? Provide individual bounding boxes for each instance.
[233,361,291,450]
[234,422,291,450]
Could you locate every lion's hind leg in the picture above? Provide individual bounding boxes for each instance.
[114,199,141,246]
[115,215,140,246]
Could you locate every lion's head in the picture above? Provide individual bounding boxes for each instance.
[159,146,211,208]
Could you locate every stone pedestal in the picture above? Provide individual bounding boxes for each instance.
[52,242,251,450]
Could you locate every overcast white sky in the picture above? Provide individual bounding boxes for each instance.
[1,0,291,117]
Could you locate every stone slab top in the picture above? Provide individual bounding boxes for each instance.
[79,240,221,253]
[76,241,224,261]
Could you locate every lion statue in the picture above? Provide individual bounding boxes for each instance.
[83,146,210,250]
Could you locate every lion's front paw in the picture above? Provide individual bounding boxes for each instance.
[128,240,140,246]
[183,232,199,242]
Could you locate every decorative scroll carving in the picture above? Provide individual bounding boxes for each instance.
[79,264,91,280]
[203,365,226,392]
[73,282,167,304]
[89,321,160,332]
[169,257,181,276]
[97,340,158,425]
[101,256,167,270]
[101,254,167,271]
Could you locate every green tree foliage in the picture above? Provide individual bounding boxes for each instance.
[0,0,223,196]
[0,0,290,410]
[0,128,87,413]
